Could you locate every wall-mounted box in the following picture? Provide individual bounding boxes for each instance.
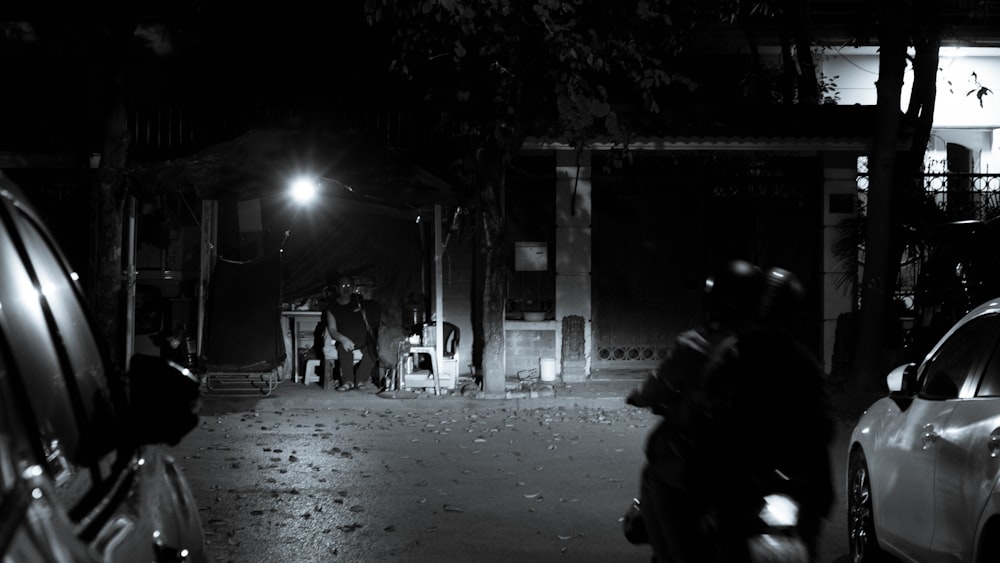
[515,242,548,271]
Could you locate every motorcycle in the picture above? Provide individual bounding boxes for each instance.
[744,471,812,563]
[622,469,812,563]
[621,497,648,545]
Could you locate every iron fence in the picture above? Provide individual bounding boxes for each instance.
[855,169,1000,307]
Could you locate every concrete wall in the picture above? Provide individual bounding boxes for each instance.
[504,326,557,377]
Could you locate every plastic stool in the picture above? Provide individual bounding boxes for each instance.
[303,359,322,385]
[401,346,440,395]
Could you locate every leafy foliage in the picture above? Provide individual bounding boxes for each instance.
[364,0,688,155]
[364,0,696,386]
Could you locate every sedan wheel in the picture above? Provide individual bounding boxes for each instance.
[848,449,885,563]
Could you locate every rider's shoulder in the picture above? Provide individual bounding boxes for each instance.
[673,328,713,356]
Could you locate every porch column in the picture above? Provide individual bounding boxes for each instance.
[822,151,860,378]
[554,149,592,381]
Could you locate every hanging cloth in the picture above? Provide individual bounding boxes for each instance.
[201,251,286,371]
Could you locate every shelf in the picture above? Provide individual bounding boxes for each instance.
[505,320,558,330]
[135,270,199,281]
[404,369,455,389]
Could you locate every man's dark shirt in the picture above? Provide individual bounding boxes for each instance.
[325,296,379,344]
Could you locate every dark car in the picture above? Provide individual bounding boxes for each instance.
[906,218,1000,361]
[0,171,205,561]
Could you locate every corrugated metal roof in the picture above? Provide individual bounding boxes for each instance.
[523,136,871,152]
[524,104,884,152]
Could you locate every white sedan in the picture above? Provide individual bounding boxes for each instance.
[848,297,1000,562]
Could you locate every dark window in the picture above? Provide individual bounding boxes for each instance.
[975,336,1000,397]
[919,314,1000,399]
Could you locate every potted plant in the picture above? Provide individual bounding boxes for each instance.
[520,299,551,321]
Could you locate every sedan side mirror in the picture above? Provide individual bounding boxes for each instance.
[127,354,202,446]
[887,362,918,394]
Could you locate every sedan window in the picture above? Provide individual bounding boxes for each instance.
[920,314,1000,400]
[975,336,1000,397]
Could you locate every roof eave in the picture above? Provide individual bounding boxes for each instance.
[521,136,874,153]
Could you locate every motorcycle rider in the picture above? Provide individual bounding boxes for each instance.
[626,262,834,562]
[703,266,834,561]
[626,259,767,561]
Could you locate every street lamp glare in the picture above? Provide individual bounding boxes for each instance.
[290,178,317,204]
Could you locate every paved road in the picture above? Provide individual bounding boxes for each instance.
[167,384,857,562]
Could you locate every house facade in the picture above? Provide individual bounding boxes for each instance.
[483,125,867,381]
[479,44,1000,382]
[5,11,1000,384]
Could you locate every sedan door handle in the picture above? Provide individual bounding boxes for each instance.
[922,423,939,449]
[990,428,1000,458]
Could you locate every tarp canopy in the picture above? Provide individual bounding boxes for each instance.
[129,126,455,202]
[128,126,459,317]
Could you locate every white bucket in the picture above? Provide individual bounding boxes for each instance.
[539,357,556,382]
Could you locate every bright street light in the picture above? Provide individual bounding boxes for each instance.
[290,177,318,204]
[282,176,318,250]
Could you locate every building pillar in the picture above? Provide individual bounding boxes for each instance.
[554,149,592,381]
[822,151,860,378]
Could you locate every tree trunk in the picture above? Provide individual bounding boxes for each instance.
[478,151,508,396]
[897,27,941,191]
[851,1,908,390]
[904,32,940,157]
[779,35,797,103]
[778,0,819,104]
[886,27,941,330]
[740,24,764,102]
[82,22,136,373]
[92,94,130,372]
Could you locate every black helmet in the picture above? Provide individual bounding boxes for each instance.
[759,267,805,329]
[704,260,764,325]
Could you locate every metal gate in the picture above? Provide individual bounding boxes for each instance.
[591,153,822,373]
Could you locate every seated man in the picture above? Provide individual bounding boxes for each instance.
[322,276,380,391]
[307,326,363,387]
